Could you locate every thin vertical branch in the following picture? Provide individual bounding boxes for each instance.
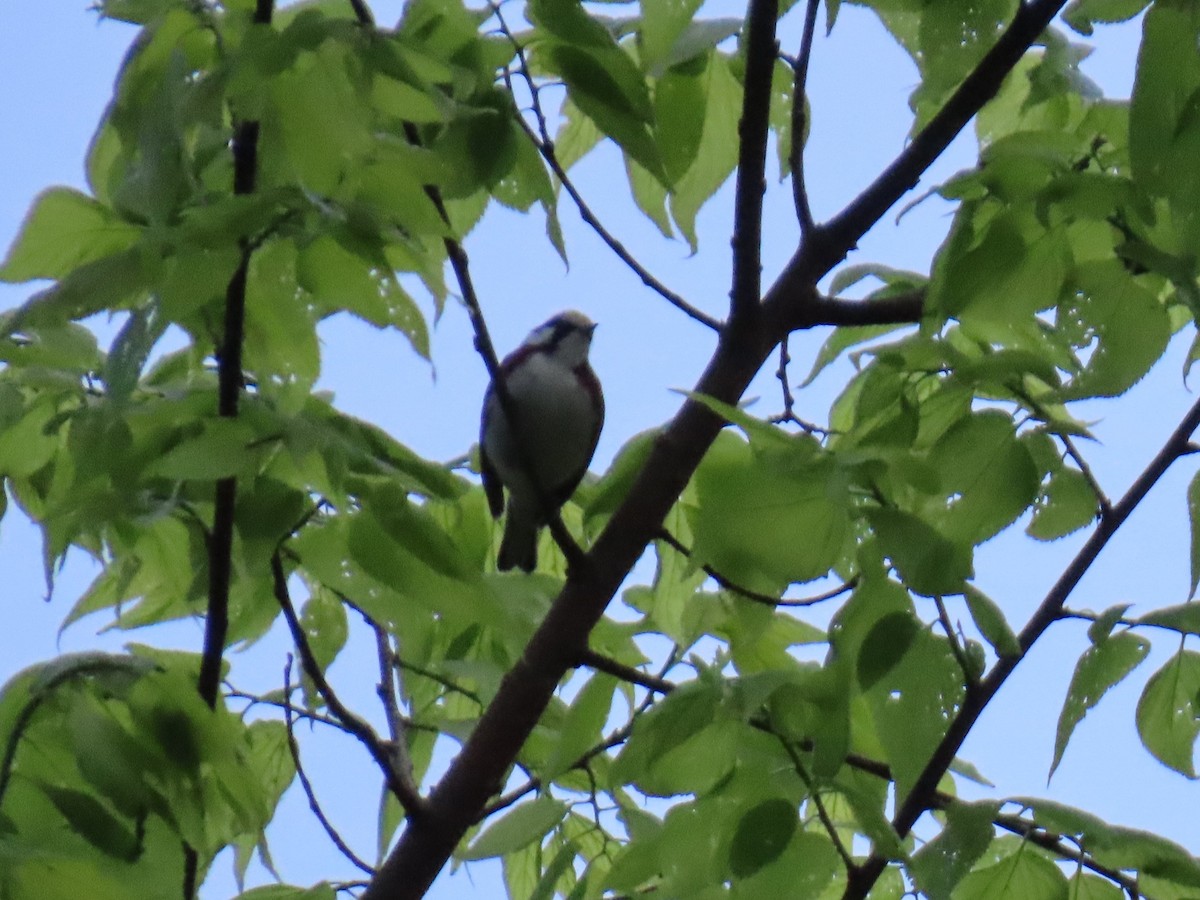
[373,624,418,793]
[283,657,377,876]
[271,554,426,814]
[729,0,780,324]
[790,0,820,233]
[188,4,274,896]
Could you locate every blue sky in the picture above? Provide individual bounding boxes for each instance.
[1,1,1195,897]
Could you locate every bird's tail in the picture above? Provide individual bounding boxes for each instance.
[498,516,538,572]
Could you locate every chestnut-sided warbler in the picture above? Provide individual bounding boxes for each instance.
[480,310,604,572]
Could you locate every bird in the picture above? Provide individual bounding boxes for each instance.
[480,310,604,572]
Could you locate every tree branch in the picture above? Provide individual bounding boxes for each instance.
[271,553,426,815]
[844,394,1200,898]
[189,5,274,895]
[789,0,820,234]
[773,0,1069,320]
[373,625,419,799]
[488,3,720,332]
[283,657,377,876]
[578,648,674,695]
[1058,432,1112,519]
[729,0,779,324]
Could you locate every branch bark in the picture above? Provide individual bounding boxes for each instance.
[729,0,779,324]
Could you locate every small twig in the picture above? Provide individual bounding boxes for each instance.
[346,0,373,25]
[283,657,377,876]
[1058,433,1113,519]
[578,648,674,694]
[227,688,359,732]
[374,625,419,793]
[778,578,857,608]
[769,410,835,435]
[271,553,426,814]
[480,655,669,818]
[764,723,1140,896]
[776,336,797,421]
[314,582,486,709]
[481,724,633,818]
[655,528,781,605]
[789,0,821,233]
[932,595,977,690]
[656,527,853,608]
[488,3,719,332]
[779,738,858,875]
[729,0,780,324]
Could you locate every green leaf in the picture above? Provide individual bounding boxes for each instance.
[856,611,920,691]
[145,419,257,481]
[954,846,1069,900]
[910,800,999,900]
[1086,604,1132,644]
[265,42,374,195]
[654,54,707,187]
[727,799,797,879]
[104,306,166,405]
[36,783,142,861]
[867,507,973,596]
[963,586,1020,659]
[668,51,741,251]
[613,678,720,791]
[1027,466,1099,542]
[1063,0,1151,36]
[1050,631,1150,778]
[0,187,140,283]
[299,588,349,675]
[432,92,520,198]
[866,625,966,800]
[659,18,741,72]
[233,886,337,900]
[638,0,703,71]
[1130,3,1200,244]
[803,324,907,387]
[927,411,1039,545]
[545,674,617,779]
[542,42,665,181]
[245,240,320,385]
[530,0,620,48]
[1017,797,1200,887]
[297,235,430,358]
[1134,602,1200,637]
[2,248,154,335]
[1135,649,1200,777]
[1059,263,1172,400]
[689,432,850,595]
[460,795,568,860]
[0,398,60,478]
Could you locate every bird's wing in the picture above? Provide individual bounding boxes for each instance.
[480,391,506,519]
[548,363,605,509]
